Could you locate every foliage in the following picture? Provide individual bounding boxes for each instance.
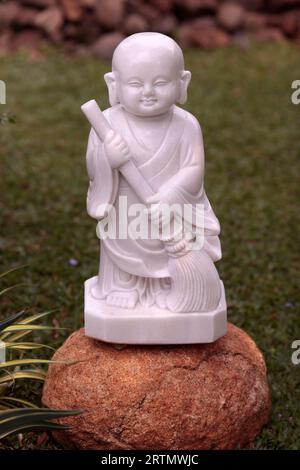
[0,267,81,442]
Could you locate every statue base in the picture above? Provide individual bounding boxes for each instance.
[84,276,227,344]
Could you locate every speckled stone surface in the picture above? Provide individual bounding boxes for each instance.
[42,323,271,450]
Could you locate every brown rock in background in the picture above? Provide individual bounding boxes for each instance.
[217,2,245,31]
[266,13,283,27]
[127,0,161,23]
[281,10,300,36]
[243,12,266,31]
[78,0,96,7]
[42,324,271,450]
[91,32,124,60]
[64,13,100,44]
[15,7,37,27]
[0,2,21,27]
[123,14,149,35]
[0,31,14,55]
[179,18,230,48]
[255,26,285,41]
[20,0,56,8]
[34,6,64,41]
[61,0,84,22]
[267,0,300,11]
[149,0,174,13]
[238,0,265,10]
[176,0,218,14]
[152,14,178,34]
[10,29,44,53]
[94,0,125,29]
[0,0,298,55]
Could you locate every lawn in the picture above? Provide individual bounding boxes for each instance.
[0,42,300,449]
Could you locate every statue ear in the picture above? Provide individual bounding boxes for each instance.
[104,72,119,106]
[178,70,191,105]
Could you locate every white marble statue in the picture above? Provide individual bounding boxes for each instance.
[82,32,227,344]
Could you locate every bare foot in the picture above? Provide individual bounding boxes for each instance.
[106,290,138,309]
[90,283,105,300]
[155,293,167,309]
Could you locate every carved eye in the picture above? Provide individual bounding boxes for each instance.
[128,81,142,87]
[154,80,168,87]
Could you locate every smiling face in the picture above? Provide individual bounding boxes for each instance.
[115,55,182,117]
[108,33,190,117]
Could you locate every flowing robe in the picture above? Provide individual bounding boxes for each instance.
[86,104,222,306]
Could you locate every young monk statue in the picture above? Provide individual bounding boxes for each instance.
[83,32,227,344]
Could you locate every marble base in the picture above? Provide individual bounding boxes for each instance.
[84,276,227,344]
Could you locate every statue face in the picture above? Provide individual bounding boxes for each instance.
[115,53,182,117]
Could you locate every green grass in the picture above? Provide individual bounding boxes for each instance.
[0,42,300,449]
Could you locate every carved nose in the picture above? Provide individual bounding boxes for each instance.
[142,84,154,97]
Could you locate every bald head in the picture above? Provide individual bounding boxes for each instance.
[112,33,185,74]
[105,32,191,114]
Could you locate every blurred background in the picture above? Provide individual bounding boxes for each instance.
[0,0,300,58]
[0,0,300,451]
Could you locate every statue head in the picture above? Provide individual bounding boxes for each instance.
[104,32,191,117]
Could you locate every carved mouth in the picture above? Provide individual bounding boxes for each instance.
[140,99,157,105]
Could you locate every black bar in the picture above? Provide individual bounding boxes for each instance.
[0,449,300,466]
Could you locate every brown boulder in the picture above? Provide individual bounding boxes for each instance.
[127,0,160,22]
[34,6,64,42]
[94,0,124,29]
[42,324,271,450]
[91,32,124,60]
[281,10,300,36]
[152,14,178,35]
[244,12,266,31]
[236,0,264,10]
[254,27,285,41]
[267,0,300,11]
[19,0,55,7]
[79,0,96,7]
[15,7,37,27]
[176,0,217,14]
[149,0,174,12]
[61,0,84,22]
[64,13,100,44]
[178,18,230,48]
[217,2,245,32]
[0,31,14,55]
[0,2,21,27]
[10,30,44,55]
[123,14,149,35]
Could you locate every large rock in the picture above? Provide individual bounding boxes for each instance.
[64,13,100,44]
[61,0,84,22]
[254,26,285,41]
[15,7,37,27]
[178,18,230,48]
[91,32,124,60]
[94,0,125,29]
[123,14,149,35]
[20,0,56,7]
[0,2,21,27]
[243,12,266,31]
[217,2,245,31]
[34,6,64,41]
[149,0,174,12]
[176,0,217,14]
[42,324,271,450]
[152,14,178,34]
[127,0,160,22]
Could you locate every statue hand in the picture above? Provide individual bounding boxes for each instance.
[145,191,175,227]
[104,129,131,169]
